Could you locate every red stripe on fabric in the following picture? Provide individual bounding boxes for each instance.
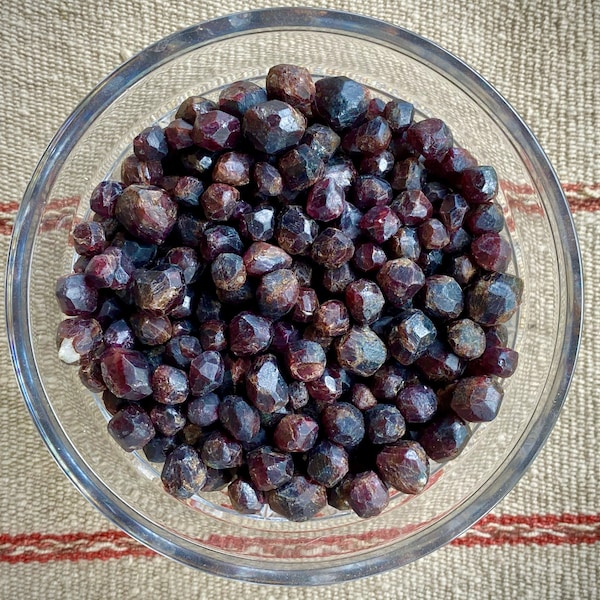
[1,513,598,564]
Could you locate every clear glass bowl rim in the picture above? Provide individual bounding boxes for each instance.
[5,7,583,585]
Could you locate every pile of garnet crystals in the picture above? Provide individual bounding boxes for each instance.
[56,64,523,522]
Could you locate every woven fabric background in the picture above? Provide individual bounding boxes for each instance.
[1,0,598,598]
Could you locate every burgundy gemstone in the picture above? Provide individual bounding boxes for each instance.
[198,319,227,352]
[460,166,499,204]
[419,413,471,462]
[421,275,464,321]
[212,151,252,186]
[56,317,103,364]
[383,99,414,133]
[288,380,309,409]
[150,404,186,436]
[267,475,327,522]
[247,446,294,491]
[360,206,400,244]
[218,395,261,442]
[376,441,429,494]
[243,99,306,154]
[200,225,243,261]
[243,241,292,277]
[392,190,433,226]
[335,326,387,377]
[365,404,406,444]
[396,383,438,423]
[228,479,265,514]
[311,227,355,269]
[162,246,200,285]
[55,273,98,316]
[447,318,486,359]
[165,335,202,368]
[273,414,319,452]
[302,123,341,160]
[352,175,393,211]
[229,312,273,356]
[200,183,239,222]
[79,358,106,392]
[188,351,224,396]
[376,258,425,307]
[219,80,268,117]
[275,205,319,255]
[120,155,163,186]
[246,354,289,412]
[415,341,465,382]
[314,76,370,131]
[388,309,437,365]
[211,253,247,292]
[192,110,241,152]
[85,247,134,291]
[437,147,478,182]
[107,404,155,452]
[322,262,356,294]
[387,227,421,261]
[100,347,152,400]
[390,157,425,191]
[465,202,505,235]
[256,269,300,318]
[253,162,284,197]
[240,206,275,242]
[438,193,469,232]
[323,155,357,190]
[292,287,319,323]
[313,299,350,337]
[348,471,389,518]
[352,242,387,272]
[350,383,377,410]
[345,279,385,325]
[130,311,172,346]
[115,185,177,245]
[164,119,194,151]
[471,232,511,272]
[187,393,220,427]
[354,116,392,155]
[175,96,217,123]
[286,340,327,382]
[467,345,519,378]
[467,273,524,326]
[359,150,395,178]
[266,64,315,112]
[72,221,107,257]
[418,218,450,250]
[201,431,243,469]
[307,440,350,488]
[151,364,189,405]
[306,365,345,404]
[270,321,300,354]
[305,178,345,222]
[449,254,478,287]
[406,118,453,160]
[321,402,365,448]
[90,180,123,218]
[370,363,409,401]
[132,266,185,315]
[451,375,504,422]
[161,444,207,498]
[338,201,364,241]
[277,144,324,192]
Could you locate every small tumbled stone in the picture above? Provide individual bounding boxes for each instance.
[302,123,341,160]
[187,393,220,427]
[56,317,103,364]
[266,64,315,112]
[360,205,400,244]
[306,178,345,222]
[211,252,247,292]
[345,279,385,324]
[229,312,273,356]
[212,151,252,186]
[273,414,319,452]
[247,446,294,491]
[277,144,324,191]
[312,299,350,337]
[365,404,406,444]
[256,268,300,318]
[471,232,511,272]
[240,205,276,242]
[314,76,370,131]
[218,395,261,442]
[188,351,224,396]
[227,479,265,514]
[219,80,268,117]
[268,475,327,522]
[100,347,152,400]
[376,441,429,494]
[460,166,498,204]
[164,119,194,151]
[376,258,425,307]
[55,273,98,316]
[286,340,327,382]
[447,318,486,359]
[246,354,289,412]
[311,227,355,269]
[275,205,319,255]
[335,326,387,377]
[108,404,155,452]
[407,118,453,160]
[419,413,471,462]
[467,272,524,326]
[348,471,389,518]
[350,383,378,410]
[192,109,241,152]
[451,375,504,422]
[392,190,433,225]
[201,431,243,469]
[175,95,217,123]
[396,383,438,423]
[421,275,464,320]
[307,440,349,487]
[253,162,284,196]
[133,265,185,315]
[90,181,123,218]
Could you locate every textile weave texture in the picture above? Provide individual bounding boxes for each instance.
[0,1,598,598]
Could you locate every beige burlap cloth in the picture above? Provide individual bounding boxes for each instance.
[1,0,598,598]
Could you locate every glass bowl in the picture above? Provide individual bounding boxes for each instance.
[6,8,582,585]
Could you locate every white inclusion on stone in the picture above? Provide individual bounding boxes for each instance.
[58,338,81,364]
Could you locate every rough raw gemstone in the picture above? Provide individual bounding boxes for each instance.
[240,205,275,242]
[418,249,445,276]
[229,312,273,356]
[211,252,247,292]
[396,383,438,423]
[327,474,355,510]
[56,317,103,364]
[267,475,327,522]
[407,118,454,159]
[312,299,350,337]
[243,99,306,154]
[348,471,389,518]
[164,118,194,151]
[175,95,217,123]
[275,205,319,255]
[467,272,524,326]
[90,180,123,218]
[219,80,268,117]
[323,155,357,190]
[200,225,243,261]
[307,440,349,487]
[188,351,224,396]
[161,444,207,498]
[270,321,300,354]
[337,202,362,242]
[286,340,327,382]
[288,380,309,409]
[365,404,406,444]
[201,467,233,492]
[108,404,155,452]
[120,155,163,186]
[266,64,315,112]
[143,435,178,463]
[150,364,189,405]
[218,395,261,442]
[150,404,186,436]
[345,279,385,324]
[418,218,450,250]
[310,227,355,269]
[78,357,106,392]
[460,166,498,204]
[465,202,505,235]
[256,269,300,318]
[247,446,294,491]
[354,116,392,155]
[72,221,107,257]
[56,273,98,316]
[335,326,387,377]
[302,324,333,351]
[212,151,252,186]
[447,318,486,359]
[314,76,370,131]
[365,97,386,120]
[273,414,319,452]
[376,441,429,493]
[360,206,400,244]
[392,190,433,225]
[419,413,471,462]
[306,365,346,404]
[187,393,220,427]
[302,123,341,160]
[370,363,410,401]
[322,262,356,294]
[130,312,172,346]
[415,341,465,382]
[359,150,395,178]
[387,227,421,261]
[198,319,227,352]
[467,345,519,378]
[85,247,135,291]
[390,157,425,191]
[438,193,469,232]
[305,178,345,222]
[388,309,437,365]
[277,144,324,191]
[292,287,319,323]
[471,232,511,272]
[115,185,177,245]
[451,375,503,422]
[443,227,472,254]
[162,246,200,285]
[383,99,414,132]
[253,162,284,197]
[200,183,239,222]
[246,354,289,412]
[94,296,124,329]
[436,147,478,182]
[165,335,202,369]
[350,383,378,410]
[448,254,478,287]
[201,431,243,469]
[132,265,185,315]
[376,258,425,307]
[192,110,241,152]
[179,148,218,177]
[352,242,387,272]
[421,275,464,320]
[321,402,365,448]
[227,479,265,514]
[352,175,393,212]
[100,347,152,400]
